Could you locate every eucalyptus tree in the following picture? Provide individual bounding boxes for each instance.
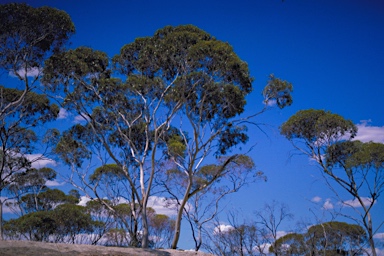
[148,213,175,249]
[280,109,384,255]
[160,155,261,250]
[270,221,367,255]
[161,71,292,249]
[255,200,294,256]
[6,167,56,215]
[0,3,74,239]
[42,38,181,247]
[43,25,293,248]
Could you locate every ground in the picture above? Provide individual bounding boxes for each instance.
[0,240,212,256]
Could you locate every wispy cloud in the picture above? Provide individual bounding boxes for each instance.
[340,197,375,208]
[57,108,69,120]
[74,113,90,123]
[25,154,56,168]
[276,231,288,239]
[78,196,92,206]
[311,196,322,203]
[263,99,277,107]
[9,67,41,78]
[45,180,65,187]
[213,224,234,234]
[373,232,384,240]
[147,196,191,216]
[352,120,384,143]
[322,198,334,210]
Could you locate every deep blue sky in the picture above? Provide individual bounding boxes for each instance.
[2,0,384,251]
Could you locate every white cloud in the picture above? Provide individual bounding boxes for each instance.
[57,108,69,120]
[322,198,334,210]
[373,232,384,240]
[311,196,322,203]
[147,196,190,216]
[276,231,288,239]
[25,154,56,168]
[74,114,90,123]
[263,99,277,107]
[45,180,65,187]
[9,67,41,78]
[352,120,384,143]
[78,196,92,206]
[341,197,375,208]
[213,224,234,234]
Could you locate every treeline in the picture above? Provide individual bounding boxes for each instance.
[2,167,174,248]
[207,220,367,255]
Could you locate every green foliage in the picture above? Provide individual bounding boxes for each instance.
[4,203,94,243]
[90,164,125,182]
[263,74,293,109]
[327,141,384,170]
[271,222,366,255]
[280,109,381,254]
[52,204,94,243]
[43,47,110,93]
[20,188,78,213]
[280,109,357,143]
[0,86,59,125]
[0,3,74,74]
[148,214,175,249]
[4,211,56,241]
[270,233,305,255]
[42,24,292,249]
[53,124,92,167]
[207,223,259,256]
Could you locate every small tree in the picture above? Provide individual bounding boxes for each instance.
[255,200,294,256]
[6,167,56,215]
[148,213,175,249]
[280,109,384,255]
[204,215,260,256]
[271,221,367,255]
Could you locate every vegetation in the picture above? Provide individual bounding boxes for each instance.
[270,221,367,255]
[280,109,384,255]
[0,2,381,255]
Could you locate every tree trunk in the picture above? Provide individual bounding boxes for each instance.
[171,180,192,249]
[0,200,3,240]
[367,212,377,256]
[141,200,149,248]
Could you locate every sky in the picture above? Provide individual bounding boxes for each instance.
[2,0,384,252]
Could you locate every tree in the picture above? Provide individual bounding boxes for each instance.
[3,210,56,242]
[270,233,306,256]
[156,41,292,248]
[204,215,260,256]
[280,109,384,255]
[42,25,292,248]
[255,200,294,256]
[17,188,78,214]
[85,199,115,245]
[148,213,175,249]
[270,221,367,255]
[52,203,94,244]
[6,167,56,215]
[0,2,74,240]
[160,155,262,250]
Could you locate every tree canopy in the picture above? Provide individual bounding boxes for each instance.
[280,109,383,255]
